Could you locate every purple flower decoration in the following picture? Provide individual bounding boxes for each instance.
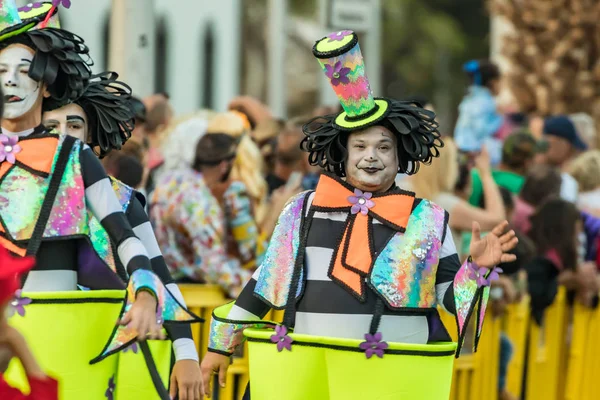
[0,134,21,164]
[270,325,293,352]
[105,376,115,400]
[52,0,71,8]
[123,342,138,354]
[348,189,374,215]
[359,332,388,359]
[327,30,352,42]
[18,2,44,12]
[324,61,351,86]
[9,290,32,317]
[467,261,503,287]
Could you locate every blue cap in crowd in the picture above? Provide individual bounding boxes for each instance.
[543,115,588,151]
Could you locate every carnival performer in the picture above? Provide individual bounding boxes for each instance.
[200,31,518,400]
[0,1,199,398]
[42,71,202,399]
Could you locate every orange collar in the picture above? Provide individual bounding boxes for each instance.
[311,174,415,300]
[0,132,59,182]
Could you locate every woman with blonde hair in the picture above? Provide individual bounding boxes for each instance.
[569,150,600,216]
[406,137,506,252]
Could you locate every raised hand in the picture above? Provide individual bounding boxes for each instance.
[469,220,518,269]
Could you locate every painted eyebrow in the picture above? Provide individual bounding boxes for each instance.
[20,59,32,63]
[67,115,85,122]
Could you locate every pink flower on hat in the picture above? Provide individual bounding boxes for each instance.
[327,30,352,42]
[0,134,22,164]
[325,61,351,86]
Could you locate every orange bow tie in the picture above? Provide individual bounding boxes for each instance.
[311,175,415,300]
[0,134,59,181]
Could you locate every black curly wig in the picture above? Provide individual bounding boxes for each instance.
[73,72,135,158]
[0,27,92,112]
[301,99,444,177]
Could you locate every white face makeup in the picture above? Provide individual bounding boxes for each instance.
[43,103,88,142]
[0,44,42,120]
[345,126,399,193]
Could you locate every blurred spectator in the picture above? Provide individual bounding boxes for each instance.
[266,119,310,194]
[469,130,539,207]
[150,133,251,297]
[454,59,505,165]
[542,115,587,202]
[143,93,174,170]
[526,199,597,323]
[568,150,600,217]
[407,138,505,253]
[205,112,269,221]
[103,152,144,189]
[251,118,285,174]
[569,113,597,150]
[228,95,273,129]
[511,165,562,235]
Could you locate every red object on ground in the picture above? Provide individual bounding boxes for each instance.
[0,375,58,400]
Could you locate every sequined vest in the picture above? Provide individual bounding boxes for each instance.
[86,177,137,276]
[0,135,118,275]
[254,192,446,310]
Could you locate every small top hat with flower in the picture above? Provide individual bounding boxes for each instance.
[302,30,443,177]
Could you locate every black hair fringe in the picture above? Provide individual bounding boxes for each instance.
[301,100,444,177]
[76,72,135,158]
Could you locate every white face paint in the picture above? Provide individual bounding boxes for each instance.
[0,44,41,120]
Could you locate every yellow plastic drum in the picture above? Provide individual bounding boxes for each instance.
[245,328,456,400]
[5,290,171,400]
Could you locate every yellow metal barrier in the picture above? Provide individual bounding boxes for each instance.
[504,296,531,398]
[439,308,501,400]
[565,298,600,400]
[525,287,568,400]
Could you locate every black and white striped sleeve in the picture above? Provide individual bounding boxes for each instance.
[226,268,271,321]
[435,211,461,314]
[80,146,151,275]
[127,196,198,362]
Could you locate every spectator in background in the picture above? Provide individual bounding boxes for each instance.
[103,153,144,190]
[204,112,268,270]
[454,59,505,165]
[150,133,252,298]
[406,138,505,254]
[569,150,600,217]
[542,115,587,202]
[469,130,539,207]
[143,93,173,171]
[266,119,311,194]
[251,118,285,175]
[205,112,269,222]
[569,112,597,150]
[526,199,598,324]
[511,164,562,235]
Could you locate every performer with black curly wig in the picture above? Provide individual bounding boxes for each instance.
[0,2,200,399]
[200,31,518,400]
[42,71,203,399]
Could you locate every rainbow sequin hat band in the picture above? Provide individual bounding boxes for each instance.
[0,1,62,42]
[313,30,389,131]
